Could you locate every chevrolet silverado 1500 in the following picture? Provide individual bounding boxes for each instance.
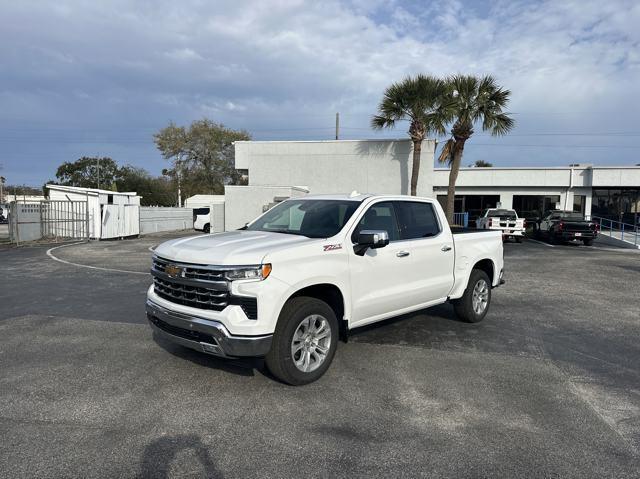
[146,194,505,385]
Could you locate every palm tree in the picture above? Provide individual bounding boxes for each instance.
[472,160,493,167]
[438,75,514,223]
[372,75,450,196]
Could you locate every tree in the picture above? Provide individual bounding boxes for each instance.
[153,119,250,197]
[472,160,493,167]
[116,165,176,206]
[371,75,451,196]
[438,75,514,223]
[55,156,119,189]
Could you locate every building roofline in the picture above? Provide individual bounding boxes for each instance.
[434,165,640,171]
[234,138,435,144]
[46,184,138,196]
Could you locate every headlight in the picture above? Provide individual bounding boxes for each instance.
[224,264,272,281]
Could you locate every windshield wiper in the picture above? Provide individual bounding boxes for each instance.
[263,228,310,237]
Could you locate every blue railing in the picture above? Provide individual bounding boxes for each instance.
[452,212,469,228]
[588,215,639,246]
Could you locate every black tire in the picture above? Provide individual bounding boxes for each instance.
[548,231,557,245]
[534,227,541,239]
[265,297,339,386]
[453,269,492,323]
[583,239,593,246]
[203,223,210,234]
[515,236,523,243]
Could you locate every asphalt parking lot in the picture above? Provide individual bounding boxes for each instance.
[1,233,640,478]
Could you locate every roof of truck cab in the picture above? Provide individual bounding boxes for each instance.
[296,193,438,201]
[297,193,374,201]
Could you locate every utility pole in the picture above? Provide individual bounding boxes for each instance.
[96,156,100,189]
[335,112,340,140]
[176,155,182,207]
[0,176,5,204]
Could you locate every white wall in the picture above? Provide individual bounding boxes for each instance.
[139,207,193,234]
[235,139,436,196]
[224,185,309,231]
[591,167,640,187]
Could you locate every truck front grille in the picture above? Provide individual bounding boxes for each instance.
[151,256,259,319]
[152,256,225,282]
[153,276,229,311]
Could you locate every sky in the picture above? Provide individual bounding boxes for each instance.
[1,0,639,186]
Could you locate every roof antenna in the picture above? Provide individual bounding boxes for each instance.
[349,190,359,198]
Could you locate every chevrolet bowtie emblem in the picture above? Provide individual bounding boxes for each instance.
[165,264,182,278]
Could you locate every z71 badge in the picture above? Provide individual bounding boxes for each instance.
[323,244,343,251]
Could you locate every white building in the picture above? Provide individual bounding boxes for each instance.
[184,194,225,208]
[234,139,436,196]
[233,139,640,225]
[433,165,640,223]
[46,184,141,239]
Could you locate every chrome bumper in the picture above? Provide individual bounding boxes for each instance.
[146,299,272,358]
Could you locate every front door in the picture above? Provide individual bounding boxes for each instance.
[348,201,416,326]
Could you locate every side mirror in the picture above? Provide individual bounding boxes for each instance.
[354,229,389,256]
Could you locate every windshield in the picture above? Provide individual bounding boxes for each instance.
[558,212,584,220]
[247,199,361,238]
[486,209,517,219]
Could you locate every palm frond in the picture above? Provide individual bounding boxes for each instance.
[437,139,455,165]
[371,115,396,130]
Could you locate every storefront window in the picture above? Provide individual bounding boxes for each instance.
[591,189,640,223]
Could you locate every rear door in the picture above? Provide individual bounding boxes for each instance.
[393,200,455,304]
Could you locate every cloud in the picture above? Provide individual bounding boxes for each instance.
[0,0,639,185]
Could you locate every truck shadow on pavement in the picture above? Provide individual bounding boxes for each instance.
[137,434,224,478]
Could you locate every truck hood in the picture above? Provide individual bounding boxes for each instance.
[153,230,313,265]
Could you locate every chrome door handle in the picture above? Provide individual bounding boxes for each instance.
[396,251,410,257]
[441,245,452,252]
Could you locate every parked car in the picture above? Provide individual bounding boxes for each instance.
[146,194,505,385]
[193,207,212,233]
[535,210,599,245]
[476,208,525,242]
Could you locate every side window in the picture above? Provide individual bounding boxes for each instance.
[395,201,441,239]
[351,202,400,243]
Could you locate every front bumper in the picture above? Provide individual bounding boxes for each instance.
[146,299,272,358]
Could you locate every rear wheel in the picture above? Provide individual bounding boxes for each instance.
[515,236,523,243]
[583,238,593,246]
[265,297,338,385]
[203,223,210,233]
[548,231,557,244]
[453,269,492,323]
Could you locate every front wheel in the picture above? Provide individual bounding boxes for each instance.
[515,236,523,243]
[583,239,593,246]
[453,269,492,323]
[265,297,338,385]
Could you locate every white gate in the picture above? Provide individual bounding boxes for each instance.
[9,200,89,245]
[101,204,140,239]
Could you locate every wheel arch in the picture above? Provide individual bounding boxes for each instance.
[284,283,348,341]
[473,258,495,285]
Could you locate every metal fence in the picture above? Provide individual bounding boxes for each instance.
[452,212,469,228]
[589,215,639,247]
[9,200,89,245]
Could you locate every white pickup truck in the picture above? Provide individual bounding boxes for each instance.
[476,208,525,242]
[147,194,505,385]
